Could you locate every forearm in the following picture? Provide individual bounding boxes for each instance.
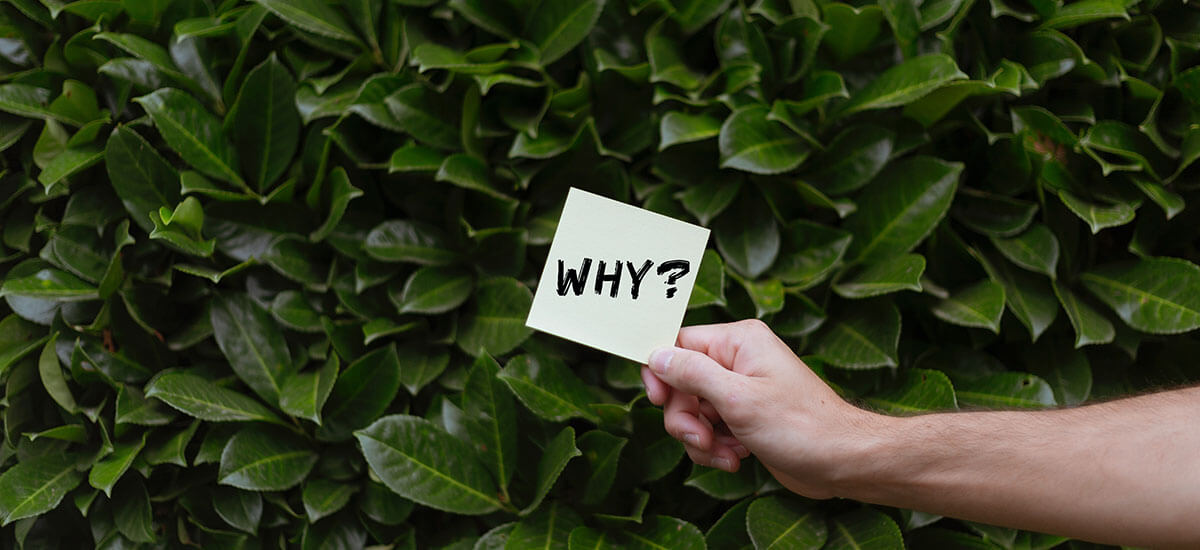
[833,387,1200,547]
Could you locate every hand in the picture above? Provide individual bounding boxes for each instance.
[641,319,881,499]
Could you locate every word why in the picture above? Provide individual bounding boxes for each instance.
[556,258,691,299]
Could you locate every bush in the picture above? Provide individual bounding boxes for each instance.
[0,0,1198,547]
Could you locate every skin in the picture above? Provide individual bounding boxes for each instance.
[641,319,1200,548]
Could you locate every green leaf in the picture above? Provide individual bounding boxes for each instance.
[526,0,605,65]
[1057,190,1135,234]
[834,54,967,118]
[773,220,853,289]
[714,194,780,279]
[865,369,957,413]
[456,277,534,357]
[1081,257,1200,334]
[811,300,900,369]
[364,220,459,265]
[1040,0,1128,30]
[1024,338,1092,406]
[355,414,503,514]
[397,343,449,395]
[684,462,763,500]
[991,257,1059,341]
[1053,281,1115,347]
[498,354,601,423]
[112,476,155,543]
[280,354,339,424]
[0,453,83,526]
[303,479,356,522]
[718,105,810,175]
[270,290,323,333]
[843,156,962,263]
[134,88,244,188]
[956,372,1056,408]
[523,426,581,515]
[746,496,827,550]
[991,224,1059,279]
[144,371,285,424]
[219,426,317,491]
[0,266,98,301]
[659,112,722,150]
[671,0,733,34]
[389,143,446,173]
[436,153,506,198]
[570,516,706,549]
[463,354,518,491]
[821,4,884,62]
[677,179,741,226]
[1130,176,1184,220]
[384,85,460,150]
[824,508,904,550]
[250,0,362,43]
[226,54,300,193]
[952,189,1038,237]
[37,146,104,189]
[212,487,262,535]
[688,249,727,308]
[143,419,200,467]
[510,503,582,550]
[37,333,77,414]
[89,432,147,497]
[0,314,45,375]
[931,280,1006,333]
[319,344,401,440]
[577,430,627,505]
[104,129,181,233]
[805,125,895,195]
[833,254,924,299]
[393,266,472,314]
[210,293,293,405]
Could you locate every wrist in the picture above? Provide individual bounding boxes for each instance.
[822,407,910,501]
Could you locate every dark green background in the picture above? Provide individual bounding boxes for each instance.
[0,0,1197,547]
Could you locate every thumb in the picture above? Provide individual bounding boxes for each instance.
[648,347,741,408]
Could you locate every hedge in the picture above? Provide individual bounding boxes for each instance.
[0,0,1197,547]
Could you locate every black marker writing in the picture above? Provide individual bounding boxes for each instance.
[594,261,623,297]
[557,258,591,296]
[657,260,691,298]
[554,258,691,300]
[626,260,653,299]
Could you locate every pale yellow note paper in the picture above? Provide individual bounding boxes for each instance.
[526,188,710,363]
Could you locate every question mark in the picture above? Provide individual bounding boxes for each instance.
[657,260,690,298]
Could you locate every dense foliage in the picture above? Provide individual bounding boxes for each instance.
[0,0,1197,547]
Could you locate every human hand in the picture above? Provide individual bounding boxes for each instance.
[641,319,883,499]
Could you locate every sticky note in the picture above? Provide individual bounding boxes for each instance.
[526,187,710,363]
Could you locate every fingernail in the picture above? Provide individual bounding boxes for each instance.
[683,433,699,446]
[713,457,733,471]
[649,349,673,374]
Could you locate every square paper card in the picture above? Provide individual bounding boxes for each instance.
[526,188,710,363]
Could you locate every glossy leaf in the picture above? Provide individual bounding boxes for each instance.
[456,277,534,356]
[931,280,1006,333]
[991,224,1059,278]
[134,88,244,187]
[811,300,900,369]
[355,414,503,514]
[219,426,317,491]
[824,508,904,550]
[834,54,967,117]
[319,344,401,440]
[144,371,284,424]
[1081,258,1200,334]
[210,293,293,405]
[746,496,827,550]
[719,105,810,174]
[226,54,299,192]
[0,453,83,526]
[843,156,962,263]
[833,254,924,298]
[498,354,601,423]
